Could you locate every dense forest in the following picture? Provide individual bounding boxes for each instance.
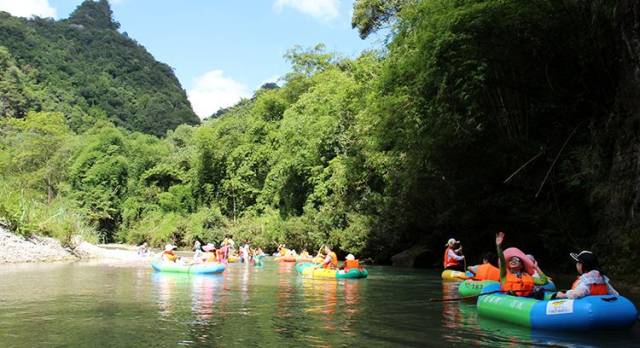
[1,0,639,278]
[0,0,199,135]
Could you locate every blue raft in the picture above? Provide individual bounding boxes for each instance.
[151,261,225,274]
[477,283,638,331]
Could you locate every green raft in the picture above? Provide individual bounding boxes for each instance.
[458,280,500,297]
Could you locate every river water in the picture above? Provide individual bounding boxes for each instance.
[0,259,638,347]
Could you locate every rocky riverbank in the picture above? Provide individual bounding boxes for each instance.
[0,226,145,264]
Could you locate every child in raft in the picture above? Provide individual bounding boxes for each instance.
[495,232,548,299]
[341,254,361,271]
[467,252,500,281]
[554,251,619,299]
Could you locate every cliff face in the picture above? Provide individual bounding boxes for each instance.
[591,0,640,275]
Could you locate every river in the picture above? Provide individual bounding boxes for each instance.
[0,259,638,347]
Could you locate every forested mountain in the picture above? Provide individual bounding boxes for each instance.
[1,0,639,278]
[0,0,199,135]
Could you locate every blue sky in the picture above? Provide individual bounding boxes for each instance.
[0,0,384,118]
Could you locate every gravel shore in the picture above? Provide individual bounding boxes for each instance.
[0,225,146,264]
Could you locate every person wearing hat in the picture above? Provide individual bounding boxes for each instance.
[495,232,548,298]
[161,244,178,262]
[342,254,361,271]
[443,238,465,271]
[199,243,217,263]
[554,251,619,299]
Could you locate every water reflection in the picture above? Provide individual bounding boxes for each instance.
[440,282,461,331]
[190,274,224,322]
[152,272,190,317]
[1,263,635,347]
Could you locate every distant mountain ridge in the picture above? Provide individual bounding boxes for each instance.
[0,0,199,136]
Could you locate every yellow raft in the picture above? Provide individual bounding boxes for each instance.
[441,269,469,281]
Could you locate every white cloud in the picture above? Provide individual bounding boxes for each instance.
[0,0,56,18]
[274,0,340,21]
[187,70,251,119]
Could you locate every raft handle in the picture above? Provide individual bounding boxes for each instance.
[600,296,618,302]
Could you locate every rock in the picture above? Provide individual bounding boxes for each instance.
[0,227,150,264]
[391,245,431,267]
[0,226,77,263]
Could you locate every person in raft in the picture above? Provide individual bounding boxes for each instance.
[342,254,361,272]
[526,254,552,286]
[161,244,178,262]
[201,243,217,263]
[321,245,338,269]
[467,252,500,281]
[496,232,548,299]
[554,251,619,299]
[443,238,465,271]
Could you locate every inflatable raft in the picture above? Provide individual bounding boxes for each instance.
[458,280,499,297]
[477,283,638,331]
[276,256,297,262]
[441,269,470,281]
[296,262,368,279]
[459,279,557,297]
[151,261,225,274]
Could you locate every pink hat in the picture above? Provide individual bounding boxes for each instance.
[202,243,215,252]
[503,247,535,275]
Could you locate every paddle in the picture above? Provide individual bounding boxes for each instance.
[429,288,543,302]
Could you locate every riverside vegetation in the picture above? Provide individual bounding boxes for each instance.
[1,0,639,279]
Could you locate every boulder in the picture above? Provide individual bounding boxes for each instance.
[391,244,431,267]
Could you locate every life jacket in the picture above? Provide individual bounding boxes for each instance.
[571,277,609,296]
[205,252,217,263]
[473,263,500,281]
[443,247,460,268]
[162,251,177,262]
[344,259,360,271]
[501,271,535,297]
[324,252,338,269]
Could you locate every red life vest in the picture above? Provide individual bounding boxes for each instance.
[443,247,460,268]
[344,259,360,271]
[473,263,500,281]
[571,277,609,296]
[501,272,535,297]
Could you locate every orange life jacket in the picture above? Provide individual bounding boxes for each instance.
[324,252,338,269]
[205,252,217,263]
[162,251,177,262]
[344,259,360,271]
[443,247,460,268]
[571,277,609,296]
[473,263,500,281]
[501,271,535,297]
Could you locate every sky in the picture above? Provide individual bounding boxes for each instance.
[0,0,384,118]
